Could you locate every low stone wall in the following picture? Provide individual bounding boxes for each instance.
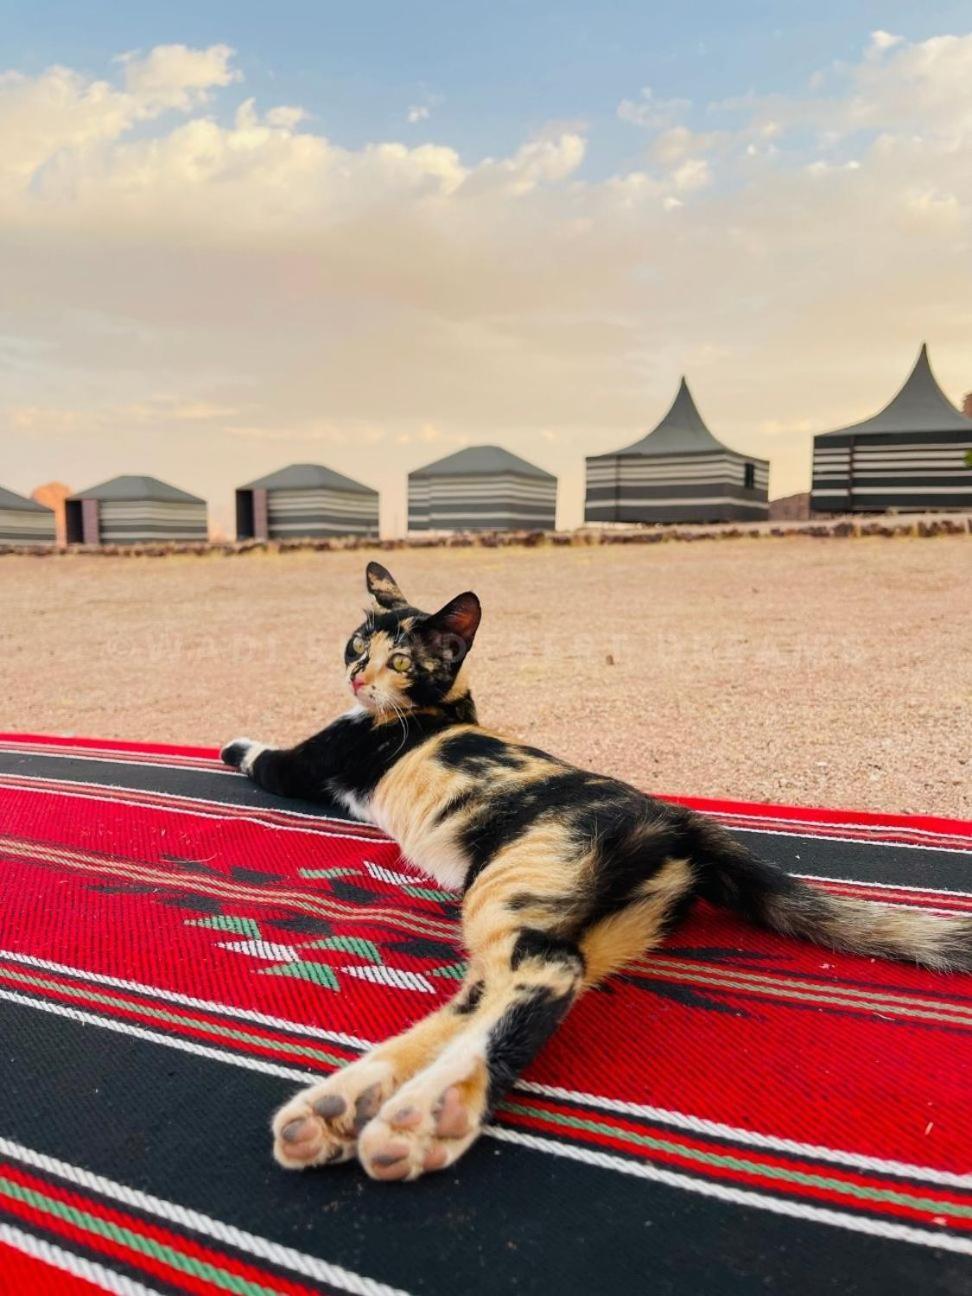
[1,511,970,557]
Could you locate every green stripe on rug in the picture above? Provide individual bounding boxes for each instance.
[0,1175,292,1296]
[498,1103,972,1218]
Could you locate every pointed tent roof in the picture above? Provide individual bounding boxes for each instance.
[596,378,734,459]
[241,463,377,494]
[69,475,205,504]
[818,344,972,438]
[412,445,556,480]
[0,484,53,513]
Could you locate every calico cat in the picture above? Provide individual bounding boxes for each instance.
[222,561,971,1183]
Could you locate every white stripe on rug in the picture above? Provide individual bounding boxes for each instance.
[0,1145,411,1296]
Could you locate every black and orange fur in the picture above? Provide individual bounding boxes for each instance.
[221,562,972,1183]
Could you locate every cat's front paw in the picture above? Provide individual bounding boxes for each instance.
[220,737,263,772]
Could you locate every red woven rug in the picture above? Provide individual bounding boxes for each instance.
[1,732,970,1295]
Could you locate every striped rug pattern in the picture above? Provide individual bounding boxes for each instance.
[1,733,970,1295]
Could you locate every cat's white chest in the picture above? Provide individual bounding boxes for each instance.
[333,787,376,823]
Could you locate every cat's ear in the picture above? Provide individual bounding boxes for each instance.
[420,592,481,659]
[366,562,408,611]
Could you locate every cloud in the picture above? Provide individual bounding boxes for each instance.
[118,43,240,110]
[0,43,239,188]
[867,30,904,57]
[716,30,972,143]
[651,125,725,166]
[406,92,442,126]
[394,422,468,446]
[670,158,711,192]
[617,86,691,130]
[2,34,972,534]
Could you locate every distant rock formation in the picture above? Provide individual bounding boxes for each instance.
[768,491,811,521]
[32,482,71,544]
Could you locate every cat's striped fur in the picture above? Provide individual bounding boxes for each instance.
[221,562,972,1183]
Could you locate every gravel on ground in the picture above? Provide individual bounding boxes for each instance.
[1,538,969,817]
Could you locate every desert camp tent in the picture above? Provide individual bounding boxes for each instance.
[408,445,557,532]
[66,476,208,544]
[235,463,379,540]
[811,344,972,513]
[0,485,56,544]
[585,378,769,524]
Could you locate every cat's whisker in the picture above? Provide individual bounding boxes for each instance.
[386,698,412,761]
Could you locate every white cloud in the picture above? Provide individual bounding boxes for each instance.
[118,43,239,109]
[671,157,712,192]
[0,43,239,188]
[868,30,904,57]
[617,85,691,130]
[651,125,724,166]
[266,104,307,130]
[2,34,972,534]
[406,92,442,126]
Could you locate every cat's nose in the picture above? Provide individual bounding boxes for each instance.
[351,677,365,693]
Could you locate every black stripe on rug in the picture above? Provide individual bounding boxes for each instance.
[1,747,969,893]
[1,997,968,1296]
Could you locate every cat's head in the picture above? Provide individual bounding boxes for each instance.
[344,562,481,715]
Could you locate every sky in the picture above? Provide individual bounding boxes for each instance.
[3,2,972,535]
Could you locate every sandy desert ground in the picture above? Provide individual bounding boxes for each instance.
[1,537,969,816]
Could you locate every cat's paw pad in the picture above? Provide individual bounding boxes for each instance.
[220,738,257,771]
[271,1062,395,1170]
[358,1076,485,1182]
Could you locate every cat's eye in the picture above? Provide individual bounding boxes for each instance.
[389,653,410,673]
[351,635,366,656]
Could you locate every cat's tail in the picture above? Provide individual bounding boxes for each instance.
[691,822,972,972]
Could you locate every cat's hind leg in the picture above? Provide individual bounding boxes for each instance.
[356,853,694,1181]
[357,929,584,1181]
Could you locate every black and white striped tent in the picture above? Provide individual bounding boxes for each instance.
[66,476,208,545]
[585,378,769,524]
[0,485,56,544]
[811,344,972,513]
[408,445,557,532]
[235,463,379,541]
